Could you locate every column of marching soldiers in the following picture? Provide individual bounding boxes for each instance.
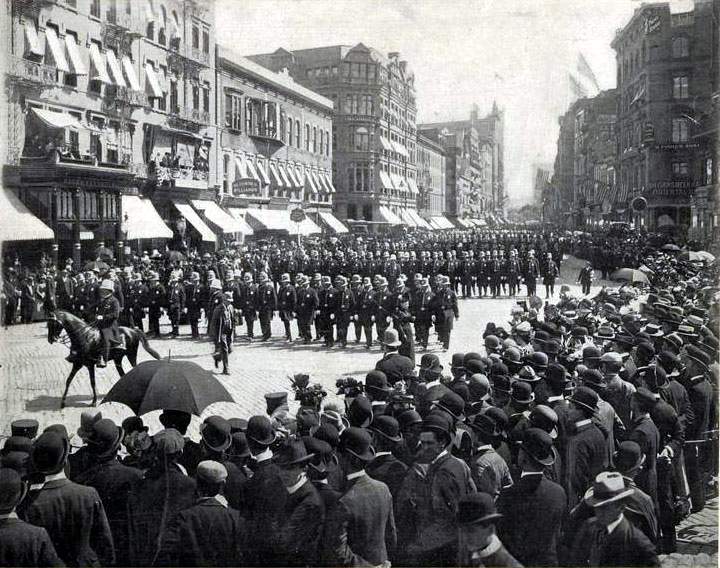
[57,246,563,352]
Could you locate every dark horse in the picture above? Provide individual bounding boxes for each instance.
[47,310,161,408]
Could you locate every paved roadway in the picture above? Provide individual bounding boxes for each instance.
[0,255,716,565]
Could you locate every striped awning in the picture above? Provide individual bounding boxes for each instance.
[0,187,54,241]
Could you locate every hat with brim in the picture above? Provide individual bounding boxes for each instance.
[520,428,556,466]
[381,329,402,348]
[583,472,635,508]
[570,386,599,414]
[31,432,70,475]
[469,413,501,438]
[369,415,402,443]
[273,439,315,467]
[77,410,103,441]
[339,427,375,462]
[456,493,503,526]
[87,420,124,460]
[246,415,277,446]
[0,469,27,514]
[676,325,698,339]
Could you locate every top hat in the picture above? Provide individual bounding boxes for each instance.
[520,427,555,465]
[583,471,634,508]
[381,329,402,348]
[339,427,375,462]
[31,432,70,475]
[10,419,39,440]
[369,415,402,443]
[201,416,232,453]
[570,386,599,413]
[87,419,124,459]
[246,415,276,446]
[273,439,315,468]
[511,381,534,405]
[456,492,503,526]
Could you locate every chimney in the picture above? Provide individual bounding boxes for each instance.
[471,104,479,123]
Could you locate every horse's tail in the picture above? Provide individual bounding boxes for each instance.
[138,329,161,360]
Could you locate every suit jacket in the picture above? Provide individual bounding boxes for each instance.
[563,420,609,510]
[20,478,114,567]
[277,479,324,567]
[158,497,246,567]
[366,452,409,501]
[326,472,397,566]
[0,517,64,567]
[570,516,659,567]
[629,414,660,504]
[458,534,523,568]
[375,352,415,384]
[497,473,567,566]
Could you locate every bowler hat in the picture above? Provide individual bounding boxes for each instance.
[450,353,466,370]
[421,412,453,443]
[583,471,634,508]
[529,405,558,439]
[303,437,334,475]
[528,351,549,370]
[465,359,486,376]
[582,345,602,361]
[511,381,534,405]
[201,416,232,453]
[347,396,373,428]
[339,427,375,462]
[582,368,607,390]
[614,441,645,474]
[365,370,391,394]
[0,468,26,514]
[88,419,124,459]
[492,375,513,394]
[521,427,555,465]
[273,439,315,467]
[122,416,147,436]
[546,363,571,387]
[31,432,70,475]
[229,432,251,458]
[398,410,423,431]
[418,353,443,373]
[456,492,503,526]
[469,413,500,437]
[2,436,33,456]
[464,352,483,366]
[502,347,523,366]
[570,386,599,413]
[246,415,276,446]
[518,365,539,383]
[77,409,103,441]
[10,419,39,440]
[369,415,402,443]
[314,422,340,448]
[381,329,402,348]
[228,418,248,433]
[686,345,712,370]
[468,374,491,401]
[196,460,228,484]
[435,391,465,420]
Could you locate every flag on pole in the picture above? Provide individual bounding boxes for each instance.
[576,53,601,93]
[568,73,588,99]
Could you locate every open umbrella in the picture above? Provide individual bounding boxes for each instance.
[96,246,114,259]
[84,260,109,273]
[101,360,235,416]
[696,251,715,262]
[661,243,681,252]
[611,268,650,284]
[679,251,705,262]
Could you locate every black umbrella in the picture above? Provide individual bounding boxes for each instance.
[102,360,234,416]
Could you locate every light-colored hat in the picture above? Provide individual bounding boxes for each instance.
[196,460,228,484]
[209,279,222,290]
[381,329,402,348]
[99,279,114,292]
[583,471,634,508]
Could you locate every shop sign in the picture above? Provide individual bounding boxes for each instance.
[654,142,700,151]
[232,178,260,196]
[644,180,695,198]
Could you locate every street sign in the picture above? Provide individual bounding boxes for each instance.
[232,178,260,196]
[290,207,306,223]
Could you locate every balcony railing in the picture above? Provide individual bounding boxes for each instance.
[118,87,149,107]
[189,46,210,65]
[7,55,57,85]
[169,106,211,125]
[156,164,209,188]
[671,13,694,27]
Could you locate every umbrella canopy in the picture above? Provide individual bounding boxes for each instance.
[101,360,235,416]
[84,260,109,272]
[695,251,715,262]
[661,243,681,252]
[611,268,650,284]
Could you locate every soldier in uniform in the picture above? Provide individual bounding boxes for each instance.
[461,251,476,299]
[72,273,86,318]
[413,277,435,351]
[356,276,377,349]
[147,272,165,338]
[95,279,123,368]
[240,273,258,342]
[431,275,459,351]
[543,253,560,299]
[524,250,540,298]
[295,275,318,344]
[128,272,148,331]
[506,250,521,297]
[375,276,393,342]
[277,273,296,342]
[317,276,338,347]
[349,274,363,343]
[446,252,459,295]
[476,251,489,298]
[84,271,100,321]
[490,250,502,298]
[257,272,277,342]
[334,275,355,348]
[185,272,203,338]
[167,271,186,337]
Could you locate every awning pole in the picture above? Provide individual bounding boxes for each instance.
[297,221,301,246]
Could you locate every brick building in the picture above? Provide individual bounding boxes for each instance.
[416,132,449,227]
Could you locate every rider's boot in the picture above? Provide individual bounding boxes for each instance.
[97,355,107,368]
[66,350,79,364]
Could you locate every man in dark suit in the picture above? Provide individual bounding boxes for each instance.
[0,468,63,567]
[375,329,415,384]
[367,415,408,502]
[55,267,75,311]
[569,472,659,567]
[20,431,115,567]
[158,460,246,567]
[326,427,397,567]
[628,389,661,505]
[277,273,297,341]
[295,275,318,344]
[431,275,459,351]
[416,353,452,417]
[354,276,377,349]
[240,272,259,341]
[257,271,277,341]
[497,428,567,567]
[184,271,203,338]
[413,276,435,350]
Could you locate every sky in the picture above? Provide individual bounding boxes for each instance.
[215,0,696,206]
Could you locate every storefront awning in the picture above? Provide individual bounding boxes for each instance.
[303,169,319,193]
[64,34,87,75]
[245,208,295,232]
[255,161,271,186]
[233,156,248,179]
[121,195,173,240]
[392,140,410,158]
[244,158,262,184]
[322,173,336,193]
[391,174,408,191]
[379,171,394,190]
[427,217,443,230]
[406,177,419,195]
[225,208,255,235]
[297,217,322,236]
[471,218,487,227]
[311,171,327,194]
[379,136,394,152]
[0,187,54,241]
[277,164,292,188]
[318,211,348,234]
[284,165,302,188]
[122,56,141,91]
[399,208,418,227]
[89,43,112,84]
[44,26,70,73]
[32,108,82,130]
[144,62,163,98]
[172,200,216,242]
[268,162,285,188]
[105,49,126,87]
[408,210,432,229]
[23,21,43,57]
[378,206,403,225]
[192,200,249,234]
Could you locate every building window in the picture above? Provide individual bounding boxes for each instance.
[347,203,357,219]
[202,30,210,53]
[225,93,242,131]
[295,120,301,148]
[325,130,330,156]
[305,124,311,151]
[223,154,230,193]
[90,0,101,18]
[671,117,689,142]
[363,204,372,221]
[672,161,689,177]
[170,80,178,112]
[202,82,210,112]
[672,76,689,99]
[312,127,317,153]
[245,99,254,132]
[63,31,79,88]
[146,21,155,41]
[192,25,199,49]
[352,127,370,151]
[705,157,714,185]
[672,37,689,58]
[319,130,324,155]
[287,117,293,144]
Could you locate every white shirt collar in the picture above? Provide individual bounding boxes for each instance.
[252,448,273,462]
[425,379,441,388]
[346,469,366,481]
[475,444,494,452]
[606,513,624,535]
[315,478,329,485]
[197,495,228,508]
[0,512,18,520]
[287,473,308,495]
[374,451,392,457]
[575,418,592,428]
[521,471,544,477]
[371,401,385,407]
[431,449,449,464]
[44,471,67,483]
[546,395,564,403]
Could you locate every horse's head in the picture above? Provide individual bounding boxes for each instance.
[47,312,63,344]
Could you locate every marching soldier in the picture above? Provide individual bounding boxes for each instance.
[128,272,148,331]
[460,251,476,299]
[167,271,186,337]
[506,250,521,297]
[543,252,560,299]
[413,276,435,351]
[356,276,377,349]
[524,250,540,297]
[84,271,100,321]
[349,274,364,343]
[334,275,355,348]
[295,275,318,344]
[147,271,165,338]
[240,273,258,342]
[184,272,203,338]
[277,273,296,342]
[375,276,393,342]
[431,275,459,351]
[446,252,459,295]
[490,250,502,298]
[317,276,338,347]
[257,272,276,342]
[72,273,86,318]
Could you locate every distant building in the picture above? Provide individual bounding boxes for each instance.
[612,0,717,236]
[416,133,446,220]
[247,44,426,230]
[532,163,552,208]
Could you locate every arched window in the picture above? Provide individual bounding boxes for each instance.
[312,127,317,153]
[170,10,181,47]
[223,154,230,193]
[672,37,689,58]
[295,119,300,148]
[287,117,293,144]
[325,130,330,155]
[305,124,310,151]
[157,6,167,44]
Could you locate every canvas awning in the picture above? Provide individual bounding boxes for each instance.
[392,140,410,158]
[284,165,302,188]
[122,56,141,91]
[32,108,82,130]
[399,208,418,227]
[304,169,319,193]
[379,171,394,191]
[171,200,216,242]
[391,174,408,191]
[428,216,453,230]
[105,49,126,87]
[225,208,255,235]
[322,173,336,193]
[408,210,432,229]
[276,164,292,187]
[144,62,163,98]
[318,211,348,233]
[255,161,271,186]
[310,171,327,194]
[427,217,443,230]
[64,34,87,75]
[44,26,69,73]
[245,208,295,232]
[406,177,419,195]
[121,195,173,240]
[23,21,43,57]
[378,206,403,225]
[297,216,322,236]
[268,162,285,188]
[379,136,394,151]
[191,200,249,234]
[0,187,54,241]
[89,43,112,84]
